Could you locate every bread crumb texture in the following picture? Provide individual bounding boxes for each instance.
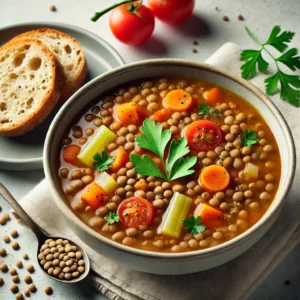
[0,39,59,136]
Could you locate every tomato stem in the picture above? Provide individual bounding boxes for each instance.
[91,0,142,22]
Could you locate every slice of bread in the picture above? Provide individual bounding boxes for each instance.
[0,39,60,136]
[11,28,88,102]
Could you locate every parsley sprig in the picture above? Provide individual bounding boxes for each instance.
[93,150,114,171]
[198,103,222,119]
[183,215,206,236]
[240,25,300,107]
[105,212,119,224]
[240,129,259,148]
[130,119,197,181]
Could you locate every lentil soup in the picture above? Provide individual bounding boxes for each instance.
[58,78,281,253]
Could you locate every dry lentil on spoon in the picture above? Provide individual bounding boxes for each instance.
[58,77,281,253]
[38,239,85,280]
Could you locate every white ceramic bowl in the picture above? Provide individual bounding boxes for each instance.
[44,59,295,275]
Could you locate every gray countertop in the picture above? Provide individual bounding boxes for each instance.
[1,0,300,299]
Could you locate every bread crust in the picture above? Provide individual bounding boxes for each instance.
[11,28,88,102]
[0,39,60,136]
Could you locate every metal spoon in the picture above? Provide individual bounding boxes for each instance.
[0,183,90,283]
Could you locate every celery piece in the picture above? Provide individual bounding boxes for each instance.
[158,192,192,238]
[77,125,116,166]
[95,172,118,194]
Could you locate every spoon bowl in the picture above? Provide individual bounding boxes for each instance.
[0,183,90,283]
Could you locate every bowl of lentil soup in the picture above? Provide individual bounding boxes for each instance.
[44,59,295,275]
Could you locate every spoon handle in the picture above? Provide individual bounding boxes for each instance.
[0,183,46,243]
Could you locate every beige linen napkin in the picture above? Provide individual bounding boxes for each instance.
[19,43,299,300]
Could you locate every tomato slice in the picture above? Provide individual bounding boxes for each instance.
[183,120,222,152]
[117,197,154,228]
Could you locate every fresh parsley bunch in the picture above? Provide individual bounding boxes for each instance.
[240,25,300,107]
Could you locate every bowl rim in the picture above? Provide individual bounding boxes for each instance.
[44,58,296,259]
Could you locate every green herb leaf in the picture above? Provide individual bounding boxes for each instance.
[276,48,300,71]
[93,150,114,171]
[198,103,222,119]
[169,156,197,181]
[211,111,222,119]
[241,25,300,107]
[198,103,211,115]
[277,71,300,106]
[105,212,119,224]
[265,71,300,107]
[240,49,269,79]
[183,215,206,236]
[265,72,280,95]
[240,129,259,148]
[131,119,197,181]
[136,118,171,160]
[130,154,167,179]
[264,25,294,53]
[166,137,190,176]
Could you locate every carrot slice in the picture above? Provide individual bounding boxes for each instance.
[200,165,230,192]
[203,87,223,105]
[134,179,148,191]
[81,183,107,209]
[116,102,145,125]
[164,89,193,111]
[152,108,172,122]
[110,146,129,172]
[62,145,81,164]
[194,203,224,229]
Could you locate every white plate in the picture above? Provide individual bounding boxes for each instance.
[0,22,124,171]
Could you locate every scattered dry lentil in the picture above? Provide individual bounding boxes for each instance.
[3,235,10,243]
[28,284,36,293]
[11,241,20,250]
[0,263,8,272]
[22,253,29,260]
[10,283,19,293]
[24,275,32,284]
[0,248,6,257]
[44,286,53,295]
[16,260,23,268]
[12,275,20,283]
[10,229,19,238]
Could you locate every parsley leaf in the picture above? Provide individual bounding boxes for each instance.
[198,103,222,119]
[105,212,119,224]
[92,150,114,171]
[130,154,167,179]
[136,118,171,161]
[131,119,197,181]
[198,103,211,115]
[240,49,269,79]
[240,129,259,148]
[264,25,294,53]
[169,156,197,181]
[276,48,300,71]
[241,25,300,107]
[183,215,206,236]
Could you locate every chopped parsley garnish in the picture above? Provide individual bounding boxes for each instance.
[240,25,300,107]
[240,129,259,148]
[105,212,119,224]
[130,119,197,181]
[198,103,222,119]
[93,150,114,171]
[183,215,206,236]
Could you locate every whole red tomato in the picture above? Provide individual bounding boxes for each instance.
[148,0,195,24]
[109,2,155,45]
